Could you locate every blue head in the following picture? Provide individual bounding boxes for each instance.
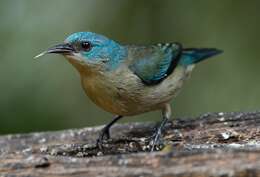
[39,32,127,71]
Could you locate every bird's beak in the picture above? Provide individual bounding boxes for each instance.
[34,43,75,59]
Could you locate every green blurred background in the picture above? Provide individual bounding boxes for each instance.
[0,0,259,134]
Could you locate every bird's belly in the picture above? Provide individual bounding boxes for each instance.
[80,65,194,116]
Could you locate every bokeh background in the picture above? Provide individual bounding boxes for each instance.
[0,0,259,134]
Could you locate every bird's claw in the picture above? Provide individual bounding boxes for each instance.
[96,129,110,149]
[148,128,165,152]
[96,115,123,149]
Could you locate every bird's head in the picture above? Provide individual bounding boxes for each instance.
[35,32,127,72]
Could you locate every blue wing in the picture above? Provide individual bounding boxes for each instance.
[128,43,182,85]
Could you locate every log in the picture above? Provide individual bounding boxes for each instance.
[1,112,260,177]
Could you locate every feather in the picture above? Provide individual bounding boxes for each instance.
[128,43,182,85]
[180,48,223,65]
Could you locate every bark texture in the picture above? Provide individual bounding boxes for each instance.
[1,112,260,177]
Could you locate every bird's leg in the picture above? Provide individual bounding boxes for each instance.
[97,115,123,148]
[150,104,171,151]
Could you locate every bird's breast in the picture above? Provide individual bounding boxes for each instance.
[81,73,122,115]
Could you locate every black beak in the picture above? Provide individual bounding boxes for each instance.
[34,43,75,59]
[46,43,75,54]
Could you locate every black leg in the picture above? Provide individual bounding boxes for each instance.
[97,115,123,148]
[150,116,169,151]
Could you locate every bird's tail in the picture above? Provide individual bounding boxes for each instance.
[180,48,223,65]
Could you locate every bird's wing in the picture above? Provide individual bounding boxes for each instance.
[128,43,182,85]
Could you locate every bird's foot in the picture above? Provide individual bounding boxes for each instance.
[96,115,123,149]
[148,117,168,152]
[96,127,110,149]
[148,128,165,152]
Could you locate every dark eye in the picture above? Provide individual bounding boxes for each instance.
[81,41,92,51]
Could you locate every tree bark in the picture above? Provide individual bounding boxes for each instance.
[1,112,260,177]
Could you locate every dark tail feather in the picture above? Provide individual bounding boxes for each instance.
[181,48,223,65]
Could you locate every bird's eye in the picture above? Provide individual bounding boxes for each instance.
[81,41,92,51]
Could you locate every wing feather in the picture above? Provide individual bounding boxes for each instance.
[129,43,182,85]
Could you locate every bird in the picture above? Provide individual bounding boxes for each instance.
[35,32,223,151]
